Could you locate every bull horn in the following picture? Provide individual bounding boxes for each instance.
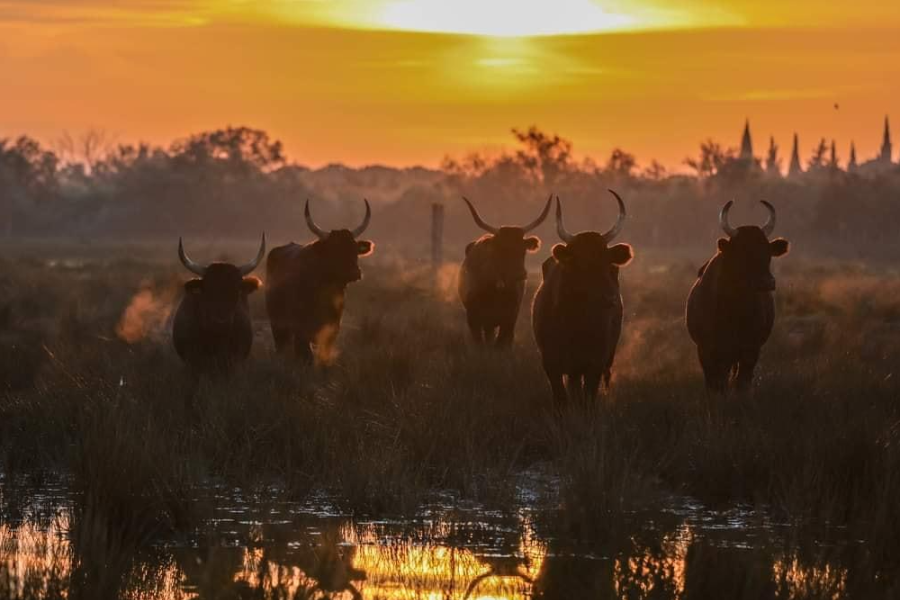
[719,200,738,237]
[555,196,575,243]
[760,200,776,237]
[351,199,371,238]
[602,189,627,242]
[178,237,207,276]
[304,199,328,239]
[238,233,266,276]
[521,195,553,233]
[462,197,499,234]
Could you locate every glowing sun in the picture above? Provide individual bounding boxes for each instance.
[378,0,639,37]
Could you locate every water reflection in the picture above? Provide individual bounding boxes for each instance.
[0,487,880,599]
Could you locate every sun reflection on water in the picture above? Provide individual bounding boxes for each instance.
[0,499,865,600]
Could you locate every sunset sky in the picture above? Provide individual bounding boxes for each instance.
[2,0,900,170]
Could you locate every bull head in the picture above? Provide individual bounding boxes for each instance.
[462,195,552,236]
[305,198,371,240]
[556,189,626,243]
[178,234,266,326]
[178,233,266,277]
[719,200,776,238]
[716,201,790,292]
[303,199,375,283]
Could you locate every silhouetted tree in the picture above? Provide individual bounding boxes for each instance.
[605,148,637,180]
[511,126,573,186]
[808,139,829,171]
[685,140,733,178]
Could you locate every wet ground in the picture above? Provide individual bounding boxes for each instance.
[0,478,874,599]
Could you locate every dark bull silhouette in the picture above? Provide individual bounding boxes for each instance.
[686,200,790,392]
[457,196,552,346]
[172,235,266,372]
[265,199,374,365]
[532,191,632,405]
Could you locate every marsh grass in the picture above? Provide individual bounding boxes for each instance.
[1,244,899,574]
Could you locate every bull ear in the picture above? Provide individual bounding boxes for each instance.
[551,243,572,263]
[717,238,730,253]
[770,238,790,257]
[524,236,541,253]
[465,241,476,256]
[184,279,203,294]
[608,243,634,266]
[357,240,375,256]
[241,276,262,294]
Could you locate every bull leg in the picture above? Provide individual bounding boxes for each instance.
[698,347,729,394]
[272,326,293,354]
[544,366,568,408]
[584,372,603,403]
[483,326,497,345]
[601,369,613,391]
[293,337,314,365]
[495,323,515,348]
[735,346,761,392]
[467,313,484,344]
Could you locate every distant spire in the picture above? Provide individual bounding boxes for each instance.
[740,119,754,161]
[881,116,893,162]
[829,140,838,169]
[765,136,781,176]
[788,133,803,177]
[848,142,858,172]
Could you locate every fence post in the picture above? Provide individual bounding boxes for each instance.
[431,202,444,271]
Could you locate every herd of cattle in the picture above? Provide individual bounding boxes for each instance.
[172,192,789,402]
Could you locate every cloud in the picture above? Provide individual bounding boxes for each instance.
[0,0,214,25]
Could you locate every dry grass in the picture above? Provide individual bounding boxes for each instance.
[1,242,899,586]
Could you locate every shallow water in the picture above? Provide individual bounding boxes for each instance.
[0,480,876,599]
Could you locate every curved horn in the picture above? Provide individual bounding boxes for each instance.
[351,199,371,238]
[462,197,499,234]
[178,237,207,276]
[555,196,575,242]
[521,194,553,233]
[719,200,738,237]
[238,233,266,276]
[602,189,627,242]
[304,199,328,239]
[760,200,776,237]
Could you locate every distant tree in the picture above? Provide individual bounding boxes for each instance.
[643,160,667,181]
[685,140,734,178]
[54,128,116,174]
[510,126,573,186]
[605,148,637,180]
[808,139,829,170]
[170,126,286,174]
[0,136,58,198]
[441,152,490,179]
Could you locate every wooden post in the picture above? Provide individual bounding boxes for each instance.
[431,202,444,270]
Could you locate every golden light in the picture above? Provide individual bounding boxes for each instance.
[378,0,637,37]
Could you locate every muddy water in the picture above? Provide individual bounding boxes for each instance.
[0,482,873,599]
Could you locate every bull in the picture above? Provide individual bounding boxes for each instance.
[172,234,266,372]
[686,200,790,392]
[531,191,632,405]
[265,199,374,365]
[457,196,552,346]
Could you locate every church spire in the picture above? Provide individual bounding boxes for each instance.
[788,133,803,177]
[829,140,838,169]
[848,142,858,172]
[740,119,754,161]
[882,116,893,162]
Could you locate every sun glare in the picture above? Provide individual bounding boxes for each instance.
[378,0,639,37]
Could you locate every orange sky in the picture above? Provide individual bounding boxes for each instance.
[1,1,900,169]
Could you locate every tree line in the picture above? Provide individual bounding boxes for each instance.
[1,125,898,260]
